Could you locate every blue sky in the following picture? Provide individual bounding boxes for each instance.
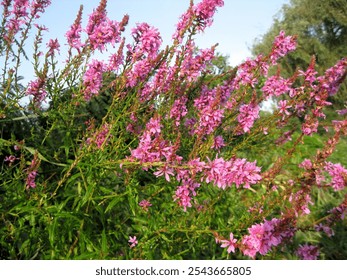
[13,0,290,84]
[37,0,289,64]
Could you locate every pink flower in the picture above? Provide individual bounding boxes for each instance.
[83,60,106,101]
[314,223,334,237]
[128,236,138,248]
[262,76,292,98]
[153,165,175,182]
[212,135,225,150]
[299,159,313,170]
[220,232,237,253]
[130,22,162,59]
[296,244,319,260]
[174,180,200,211]
[4,155,17,163]
[139,200,152,211]
[204,157,262,189]
[170,97,188,127]
[278,100,291,118]
[270,31,297,64]
[237,103,260,134]
[26,77,47,106]
[47,38,60,56]
[65,5,83,50]
[324,162,347,191]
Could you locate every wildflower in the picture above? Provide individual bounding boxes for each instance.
[65,5,83,50]
[26,77,47,106]
[169,97,188,127]
[324,162,347,191]
[128,236,138,248]
[130,22,162,59]
[139,200,152,211]
[30,0,51,18]
[47,38,60,56]
[204,157,262,189]
[296,244,319,260]
[4,155,17,164]
[262,76,292,98]
[270,31,297,64]
[83,59,106,101]
[153,165,175,182]
[299,159,313,170]
[220,232,237,253]
[212,135,225,150]
[174,180,200,211]
[314,223,334,237]
[278,100,291,117]
[237,103,260,134]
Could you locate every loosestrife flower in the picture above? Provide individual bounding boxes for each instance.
[220,232,237,253]
[237,103,260,134]
[139,200,152,211]
[128,236,138,248]
[262,76,292,98]
[314,223,334,237]
[65,5,83,50]
[174,180,200,211]
[4,155,17,164]
[47,38,60,56]
[324,162,347,191]
[83,59,106,101]
[204,157,262,189]
[296,244,319,260]
[173,0,224,42]
[241,218,294,258]
[130,22,162,60]
[212,135,225,150]
[26,77,47,106]
[270,30,297,64]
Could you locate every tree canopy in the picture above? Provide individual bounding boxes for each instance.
[252,0,347,108]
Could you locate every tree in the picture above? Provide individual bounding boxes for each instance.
[252,0,347,108]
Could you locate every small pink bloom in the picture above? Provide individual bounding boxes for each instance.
[220,232,237,253]
[128,236,138,248]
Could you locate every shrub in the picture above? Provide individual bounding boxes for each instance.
[0,0,346,260]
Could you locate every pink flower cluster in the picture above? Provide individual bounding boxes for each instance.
[262,75,292,98]
[25,157,40,189]
[289,190,313,216]
[205,157,262,189]
[26,76,47,106]
[139,199,152,211]
[130,22,162,60]
[269,31,297,64]
[173,0,224,41]
[179,42,215,82]
[318,58,347,96]
[169,97,188,127]
[237,103,260,134]
[93,123,110,148]
[83,60,106,101]
[324,161,347,191]
[130,117,181,167]
[85,0,121,51]
[296,244,319,260]
[174,179,200,212]
[193,0,224,30]
[241,218,294,258]
[65,6,83,50]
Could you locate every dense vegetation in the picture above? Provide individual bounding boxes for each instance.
[1,0,346,260]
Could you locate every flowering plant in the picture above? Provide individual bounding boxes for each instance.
[0,0,346,260]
